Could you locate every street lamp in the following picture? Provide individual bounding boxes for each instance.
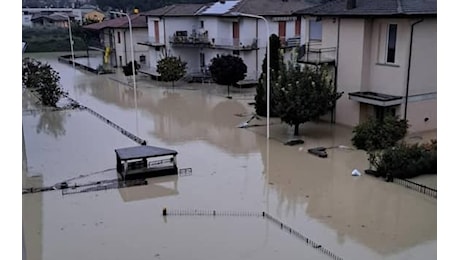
[110,11,139,135]
[110,11,137,93]
[60,14,75,67]
[231,12,270,139]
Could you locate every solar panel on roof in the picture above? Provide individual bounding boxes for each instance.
[201,0,240,14]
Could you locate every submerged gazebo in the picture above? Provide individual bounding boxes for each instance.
[115,145,178,180]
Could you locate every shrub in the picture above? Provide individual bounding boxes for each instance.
[22,58,65,107]
[376,140,437,179]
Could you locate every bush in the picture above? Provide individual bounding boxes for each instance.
[22,58,66,107]
[375,140,437,179]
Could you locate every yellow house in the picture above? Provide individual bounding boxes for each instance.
[84,10,105,23]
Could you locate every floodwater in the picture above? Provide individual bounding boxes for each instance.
[22,52,437,260]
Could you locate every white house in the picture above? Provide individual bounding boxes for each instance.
[141,0,321,81]
[296,0,437,133]
[84,14,150,68]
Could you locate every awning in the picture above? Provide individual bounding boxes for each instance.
[348,91,403,107]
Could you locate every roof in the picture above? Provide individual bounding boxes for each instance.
[143,4,207,16]
[83,14,147,30]
[296,0,437,17]
[31,13,74,22]
[115,145,178,161]
[143,0,325,17]
[228,0,325,16]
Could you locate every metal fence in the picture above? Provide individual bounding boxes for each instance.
[393,178,437,198]
[163,209,343,260]
[62,96,147,145]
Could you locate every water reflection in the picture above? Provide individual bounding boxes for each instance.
[36,110,70,138]
[73,76,259,155]
[118,175,179,202]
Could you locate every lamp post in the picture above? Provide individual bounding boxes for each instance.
[62,14,75,68]
[231,12,270,139]
[110,11,137,93]
[111,11,139,135]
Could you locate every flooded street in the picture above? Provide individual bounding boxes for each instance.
[23,52,436,260]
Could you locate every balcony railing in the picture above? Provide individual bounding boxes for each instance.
[210,37,258,51]
[297,43,336,64]
[282,36,301,48]
[169,31,211,46]
[138,37,164,47]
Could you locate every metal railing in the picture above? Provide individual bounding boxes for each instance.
[163,208,343,260]
[138,36,163,46]
[393,178,437,198]
[297,43,336,64]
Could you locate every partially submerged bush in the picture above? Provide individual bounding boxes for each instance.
[352,116,409,170]
[22,57,66,107]
[375,140,437,179]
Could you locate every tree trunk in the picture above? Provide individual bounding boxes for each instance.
[227,85,230,98]
[294,124,300,136]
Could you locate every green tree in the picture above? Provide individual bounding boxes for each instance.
[351,115,409,172]
[22,58,65,107]
[255,34,282,117]
[156,56,187,87]
[209,54,247,98]
[273,64,343,136]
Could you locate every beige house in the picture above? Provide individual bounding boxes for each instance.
[84,14,150,68]
[296,0,437,133]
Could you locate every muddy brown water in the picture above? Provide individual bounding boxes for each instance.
[23,53,436,260]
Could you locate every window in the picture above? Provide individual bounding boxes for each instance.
[200,20,204,28]
[154,20,159,43]
[140,55,146,64]
[278,21,286,44]
[309,19,322,41]
[386,24,397,63]
[200,53,206,68]
[117,31,121,44]
[295,18,301,37]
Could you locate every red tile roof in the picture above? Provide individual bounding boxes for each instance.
[83,14,147,30]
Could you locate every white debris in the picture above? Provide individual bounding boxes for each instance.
[351,169,361,176]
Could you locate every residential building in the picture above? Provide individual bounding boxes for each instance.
[84,14,149,68]
[296,0,436,133]
[30,13,76,28]
[23,8,83,25]
[141,0,322,81]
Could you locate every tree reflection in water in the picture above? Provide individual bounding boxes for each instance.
[36,110,69,138]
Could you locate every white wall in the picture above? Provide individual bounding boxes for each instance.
[113,28,149,67]
[367,19,412,96]
[408,18,437,96]
[336,19,366,126]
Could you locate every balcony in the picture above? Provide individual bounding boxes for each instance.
[281,36,301,48]
[138,37,165,47]
[210,37,258,51]
[297,43,336,65]
[169,30,211,47]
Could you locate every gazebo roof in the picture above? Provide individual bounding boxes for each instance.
[115,145,177,161]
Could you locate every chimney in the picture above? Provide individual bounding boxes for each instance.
[346,0,356,9]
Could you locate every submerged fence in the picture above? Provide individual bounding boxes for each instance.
[64,96,147,145]
[393,178,437,198]
[163,208,343,260]
[61,178,147,195]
